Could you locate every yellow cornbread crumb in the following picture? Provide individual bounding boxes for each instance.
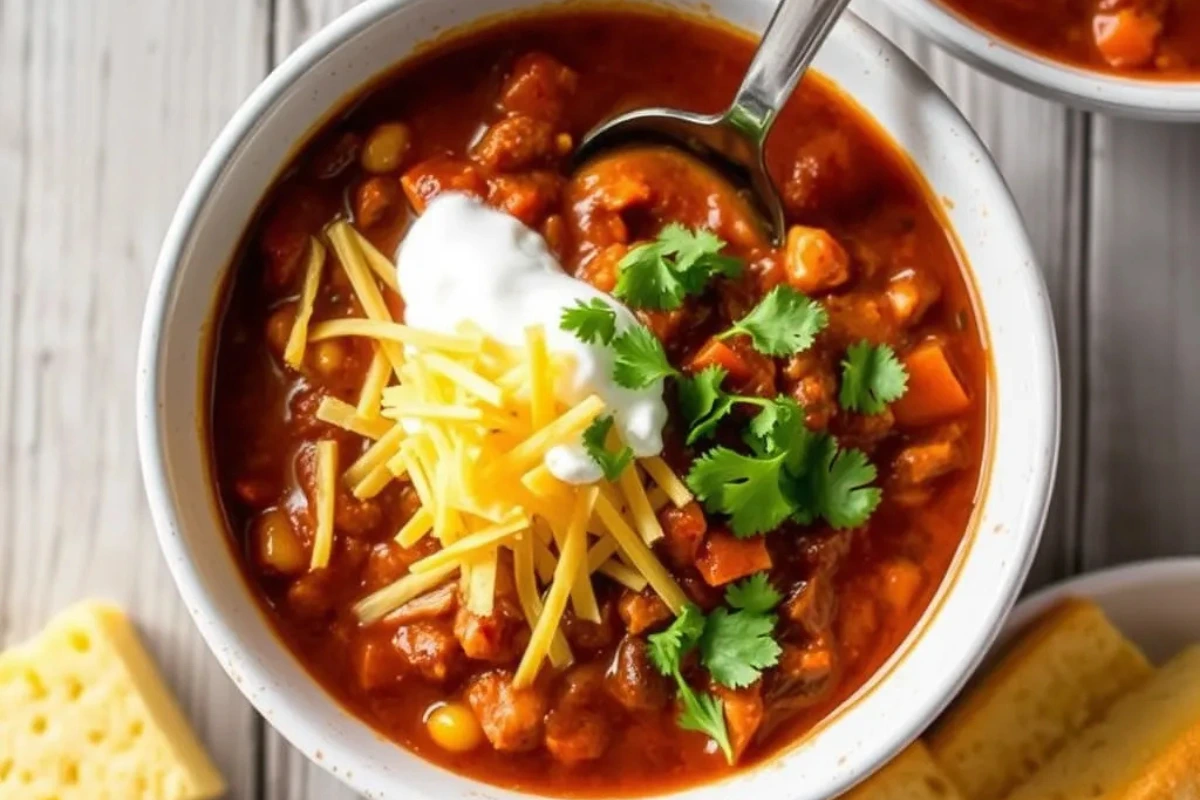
[0,601,225,800]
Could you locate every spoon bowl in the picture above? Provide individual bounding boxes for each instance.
[574,0,853,245]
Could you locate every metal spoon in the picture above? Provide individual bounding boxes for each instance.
[574,0,853,245]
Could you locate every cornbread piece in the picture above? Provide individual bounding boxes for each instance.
[0,602,225,800]
[1006,644,1200,800]
[844,742,966,799]
[929,598,1152,800]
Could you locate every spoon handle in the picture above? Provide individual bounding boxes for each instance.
[724,0,854,142]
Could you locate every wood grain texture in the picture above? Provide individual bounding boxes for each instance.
[1083,119,1200,568]
[857,4,1088,591]
[0,0,269,796]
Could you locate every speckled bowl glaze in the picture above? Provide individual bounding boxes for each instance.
[869,0,1200,121]
[137,1,1059,797]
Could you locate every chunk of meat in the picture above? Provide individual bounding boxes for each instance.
[618,587,672,635]
[782,129,869,215]
[354,176,402,229]
[607,636,670,712]
[386,583,459,625]
[258,185,331,290]
[886,268,942,328]
[713,682,764,761]
[391,619,464,685]
[498,52,579,122]
[453,597,529,663]
[657,501,707,571]
[545,708,611,765]
[824,293,896,346]
[783,225,850,295]
[471,115,564,172]
[696,530,772,587]
[561,603,616,652]
[768,639,837,706]
[286,570,335,622]
[892,424,967,487]
[465,670,549,753]
[334,490,384,537]
[401,155,486,213]
[782,574,836,636]
[486,171,562,226]
[834,407,895,453]
[362,536,438,592]
[544,662,612,765]
[783,351,838,430]
[837,592,879,662]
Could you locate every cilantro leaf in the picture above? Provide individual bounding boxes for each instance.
[677,366,736,445]
[790,435,881,529]
[612,326,679,389]
[676,684,733,763]
[720,285,828,356]
[647,603,707,676]
[686,447,795,537]
[655,223,743,293]
[724,573,782,614]
[839,340,909,414]
[614,224,742,311]
[581,415,634,481]
[817,444,882,529]
[648,604,733,761]
[700,607,782,689]
[560,299,618,345]
[614,245,688,311]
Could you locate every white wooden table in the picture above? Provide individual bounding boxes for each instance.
[1,1,1197,796]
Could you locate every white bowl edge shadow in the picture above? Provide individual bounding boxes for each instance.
[134,1,1060,798]
[863,0,1200,121]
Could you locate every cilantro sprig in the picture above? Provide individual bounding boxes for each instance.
[677,366,803,445]
[581,415,634,481]
[839,340,908,414]
[687,396,881,535]
[614,224,742,311]
[647,576,784,763]
[612,326,679,389]
[716,285,828,357]
[560,299,618,345]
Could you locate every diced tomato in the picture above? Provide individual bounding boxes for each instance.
[696,530,772,587]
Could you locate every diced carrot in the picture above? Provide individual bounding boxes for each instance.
[892,340,970,426]
[687,338,752,382]
[695,530,772,587]
[1093,9,1161,69]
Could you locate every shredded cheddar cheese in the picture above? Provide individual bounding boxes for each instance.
[307,228,692,685]
[284,237,326,368]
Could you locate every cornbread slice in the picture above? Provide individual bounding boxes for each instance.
[0,602,225,800]
[928,598,1152,800]
[1006,644,1200,800]
[844,742,966,800]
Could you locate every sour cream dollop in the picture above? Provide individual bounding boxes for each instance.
[395,193,667,484]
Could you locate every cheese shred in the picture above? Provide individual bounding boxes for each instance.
[310,439,338,571]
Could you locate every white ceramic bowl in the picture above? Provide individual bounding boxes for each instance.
[868,0,1200,120]
[136,1,1060,798]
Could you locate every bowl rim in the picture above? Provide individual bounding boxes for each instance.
[137,1,1060,797]
[872,0,1200,121]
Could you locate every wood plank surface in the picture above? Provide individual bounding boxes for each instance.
[0,0,269,796]
[1083,118,1200,568]
[6,0,1199,798]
